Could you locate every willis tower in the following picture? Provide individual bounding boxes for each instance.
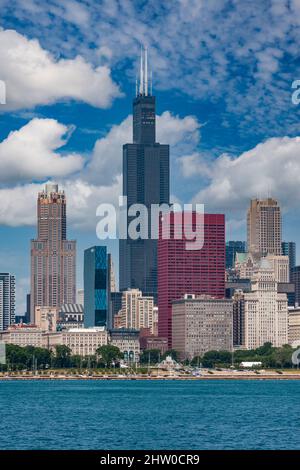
[119,48,170,301]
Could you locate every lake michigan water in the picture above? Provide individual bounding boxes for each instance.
[0,379,300,450]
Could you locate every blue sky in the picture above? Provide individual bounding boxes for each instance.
[1,0,300,313]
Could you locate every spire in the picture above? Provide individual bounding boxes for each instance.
[145,46,148,96]
[139,45,144,95]
[137,45,151,97]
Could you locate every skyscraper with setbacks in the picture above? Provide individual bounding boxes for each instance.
[119,48,170,301]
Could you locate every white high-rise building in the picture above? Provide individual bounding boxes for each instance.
[117,289,155,333]
[234,259,288,349]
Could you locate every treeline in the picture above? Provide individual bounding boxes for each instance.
[0,344,124,371]
[141,343,299,368]
[1,342,298,371]
[190,343,298,368]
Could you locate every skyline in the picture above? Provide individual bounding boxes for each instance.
[1,1,300,313]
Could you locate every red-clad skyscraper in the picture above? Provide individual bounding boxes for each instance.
[158,212,225,347]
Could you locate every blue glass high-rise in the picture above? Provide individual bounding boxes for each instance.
[282,241,296,270]
[84,246,111,328]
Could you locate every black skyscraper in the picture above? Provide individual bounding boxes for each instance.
[119,48,170,301]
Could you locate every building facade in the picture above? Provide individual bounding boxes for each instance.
[77,289,84,305]
[247,198,282,256]
[291,266,300,306]
[234,252,289,283]
[35,306,59,332]
[84,246,111,329]
[0,273,15,331]
[234,252,260,279]
[30,183,76,322]
[116,289,155,333]
[234,260,288,349]
[139,335,168,354]
[288,307,300,347]
[0,325,43,347]
[172,294,233,359]
[265,255,289,283]
[282,241,296,271]
[158,212,225,347]
[226,241,247,269]
[58,303,84,329]
[233,290,246,347]
[277,282,295,307]
[226,279,251,300]
[111,291,122,326]
[119,48,170,300]
[109,329,140,363]
[61,327,108,356]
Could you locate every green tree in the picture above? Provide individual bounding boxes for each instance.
[70,355,82,368]
[54,345,72,368]
[140,349,161,365]
[267,344,293,368]
[96,345,123,367]
[6,344,28,369]
[255,342,274,356]
[24,346,52,369]
[202,350,232,368]
[191,356,202,367]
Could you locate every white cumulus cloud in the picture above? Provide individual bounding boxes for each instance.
[0,177,121,230]
[188,136,300,213]
[0,110,201,228]
[0,118,84,183]
[0,28,121,110]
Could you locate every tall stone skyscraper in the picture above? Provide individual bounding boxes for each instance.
[119,48,170,300]
[247,198,282,256]
[30,183,76,323]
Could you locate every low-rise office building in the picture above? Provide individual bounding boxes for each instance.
[0,325,43,347]
[110,329,140,363]
[139,334,168,354]
[61,327,108,356]
[0,325,141,362]
[172,294,233,360]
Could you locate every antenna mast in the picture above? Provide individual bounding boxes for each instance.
[145,46,148,96]
[139,46,144,95]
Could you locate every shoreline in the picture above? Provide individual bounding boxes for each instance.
[1,373,300,381]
